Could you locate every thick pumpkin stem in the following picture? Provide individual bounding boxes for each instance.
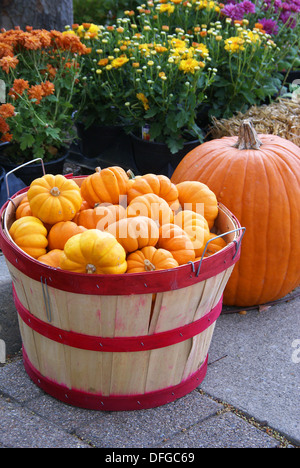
[127,169,135,179]
[144,259,156,271]
[233,119,262,150]
[50,187,60,197]
[86,263,97,274]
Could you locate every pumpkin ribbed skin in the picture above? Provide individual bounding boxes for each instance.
[126,246,178,273]
[9,216,48,259]
[126,193,174,227]
[80,166,128,206]
[175,181,218,229]
[157,223,195,265]
[127,173,179,211]
[74,204,126,230]
[172,122,300,306]
[27,174,82,225]
[106,216,159,253]
[173,210,210,257]
[60,229,127,275]
[15,196,32,219]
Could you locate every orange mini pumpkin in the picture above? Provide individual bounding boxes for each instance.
[127,173,179,211]
[175,180,218,229]
[196,233,227,258]
[126,193,174,226]
[126,246,178,273]
[15,196,32,219]
[157,223,195,265]
[74,203,126,230]
[80,166,129,206]
[37,249,64,268]
[106,216,159,253]
[47,221,86,250]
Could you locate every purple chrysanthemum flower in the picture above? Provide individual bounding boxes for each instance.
[260,18,279,34]
[221,3,245,20]
[239,0,256,14]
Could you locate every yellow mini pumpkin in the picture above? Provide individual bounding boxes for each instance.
[173,210,210,257]
[175,181,218,229]
[60,229,127,274]
[27,174,82,225]
[9,216,48,258]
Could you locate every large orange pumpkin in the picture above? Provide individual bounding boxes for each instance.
[172,120,300,306]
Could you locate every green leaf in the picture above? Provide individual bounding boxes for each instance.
[45,127,60,139]
[20,134,35,150]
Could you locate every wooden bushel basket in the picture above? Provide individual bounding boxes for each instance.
[0,177,244,411]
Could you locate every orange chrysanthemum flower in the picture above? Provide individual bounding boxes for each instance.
[0,117,10,134]
[22,32,42,50]
[0,55,19,73]
[98,58,109,66]
[8,79,29,99]
[41,80,55,96]
[46,63,57,79]
[0,103,15,119]
[0,42,14,58]
[1,132,13,142]
[28,84,44,104]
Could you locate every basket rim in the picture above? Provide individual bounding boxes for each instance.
[0,185,244,295]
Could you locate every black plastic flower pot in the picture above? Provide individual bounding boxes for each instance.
[0,143,68,186]
[130,133,200,176]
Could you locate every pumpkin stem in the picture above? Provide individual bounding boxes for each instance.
[50,187,60,197]
[144,259,156,271]
[86,263,97,274]
[127,169,135,179]
[233,119,262,150]
[95,167,101,173]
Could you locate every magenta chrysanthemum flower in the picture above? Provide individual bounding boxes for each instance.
[260,18,279,34]
[239,0,256,14]
[221,0,256,20]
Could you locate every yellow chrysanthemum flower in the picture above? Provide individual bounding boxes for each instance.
[111,56,129,68]
[136,93,150,110]
[224,36,245,53]
[159,3,175,14]
[179,58,200,74]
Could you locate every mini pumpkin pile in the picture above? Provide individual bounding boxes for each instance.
[8,167,227,275]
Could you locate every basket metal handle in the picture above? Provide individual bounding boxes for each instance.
[5,158,45,199]
[191,227,246,277]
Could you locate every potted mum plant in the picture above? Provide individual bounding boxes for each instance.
[73,17,216,174]
[135,0,299,119]
[70,22,129,158]
[0,26,90,184]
